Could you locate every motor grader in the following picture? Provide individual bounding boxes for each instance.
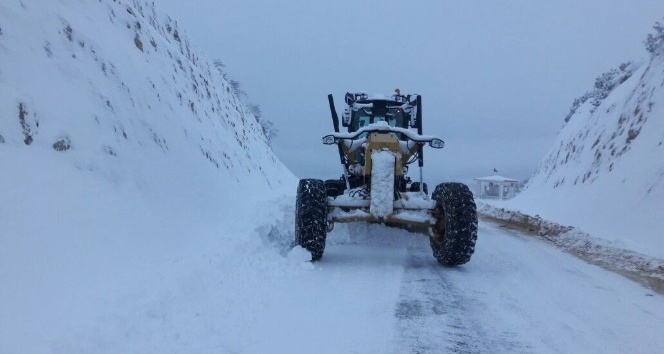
[295,91,477,265]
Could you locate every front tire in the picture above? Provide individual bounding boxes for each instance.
[295,179,328,261]
[429,182,478,266]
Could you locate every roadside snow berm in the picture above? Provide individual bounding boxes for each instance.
[295,91,478,265]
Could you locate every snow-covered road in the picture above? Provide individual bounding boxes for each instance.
[261,220,664,354]
[4,204,664,354]
[391,222,664,354]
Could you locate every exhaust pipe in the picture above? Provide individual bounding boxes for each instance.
[328,94,351,190]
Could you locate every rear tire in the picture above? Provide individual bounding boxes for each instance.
[429,182,478,266]
[295,179,328,261]
[325,179,342,198]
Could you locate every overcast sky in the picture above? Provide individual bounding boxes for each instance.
[158,0,664,185]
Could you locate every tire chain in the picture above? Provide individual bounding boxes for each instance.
[430,182,478,265]
[295,179,328,261]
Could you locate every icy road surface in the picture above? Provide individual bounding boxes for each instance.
[268,221,664,354]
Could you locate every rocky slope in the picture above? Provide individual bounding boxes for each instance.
[502,32,664,258]
[0,0,291,190]
[0,2,296,352]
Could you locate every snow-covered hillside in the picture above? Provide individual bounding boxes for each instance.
[503,37,664,258]
[0,0,296,351]
[0,0,291,186]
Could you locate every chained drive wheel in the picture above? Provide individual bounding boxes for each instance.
[295,179,328,261]
[429,182,478,266]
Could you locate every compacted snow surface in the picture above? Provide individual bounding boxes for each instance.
[6,197,664,353]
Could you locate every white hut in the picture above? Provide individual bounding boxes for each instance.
[475,175,519,200]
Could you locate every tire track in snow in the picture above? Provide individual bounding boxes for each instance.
[393,241,533,354]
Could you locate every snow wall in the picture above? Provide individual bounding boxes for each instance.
[507,48,664,258]
[0,1,298,351]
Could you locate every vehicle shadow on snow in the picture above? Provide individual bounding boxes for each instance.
[329,222,425,246]
[315,222,430,267]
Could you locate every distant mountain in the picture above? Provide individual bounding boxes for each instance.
[509,24,664,258]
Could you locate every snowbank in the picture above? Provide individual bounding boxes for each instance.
[477,201,664,293]
[0,0,298,352]
[508,50,664,259]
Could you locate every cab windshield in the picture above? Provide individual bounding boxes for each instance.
[350,106,406,133]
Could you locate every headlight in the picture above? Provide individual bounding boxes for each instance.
[322,135,337,145]
[428,138,445,149]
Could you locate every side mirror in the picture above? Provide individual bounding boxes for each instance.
[342,107,351,127]
[428,138,445,149]
[344,92,355,105]
[322,135,336,145]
